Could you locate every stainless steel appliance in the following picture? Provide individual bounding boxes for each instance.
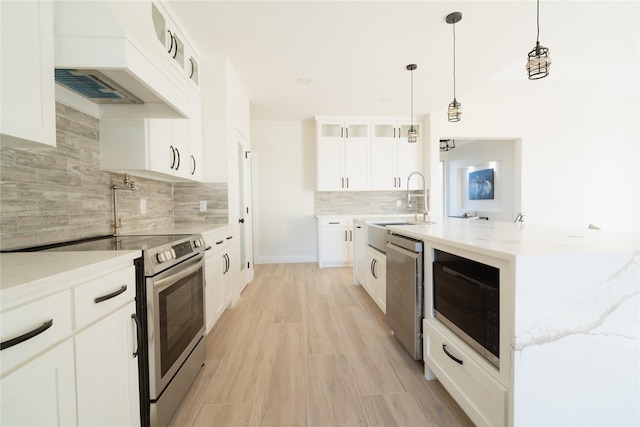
[7,234,207,427]
[432,249,500,368]
[385,232,424,360]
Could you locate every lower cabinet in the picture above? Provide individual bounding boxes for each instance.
[0,339,77,426]
[0,258,140,427]
[75,302,140,426]
[353,220,367,285]
[204,228,235,332]
[365,246,386,313]
[317,217,353,268]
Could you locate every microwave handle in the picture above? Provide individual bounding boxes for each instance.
[442,266,486,288]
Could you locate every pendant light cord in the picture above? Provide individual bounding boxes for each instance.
[536,0,541,43]
[410,68,414,129]
[452,22,457,99]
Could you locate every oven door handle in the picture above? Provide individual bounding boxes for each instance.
[153,256,204,291]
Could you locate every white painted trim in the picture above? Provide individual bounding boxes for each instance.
[255,255,316,264]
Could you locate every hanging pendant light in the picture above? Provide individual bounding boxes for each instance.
[440,139,456,151]
[406,64,418,143]
[446,12,462,122]
[527,0,551,79]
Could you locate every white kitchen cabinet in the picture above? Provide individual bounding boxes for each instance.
[353,220,367,285]
[365,246,386,313]
[370,119,424,191]
[0,0,56,148]
[317,217,353,268]
[75,302,140,426]
[0,255,140,427]
[0,339,77,426]
[151,1,201,91]
[204,229,236,332]
[100,117,202,182]
[316,119,370,191]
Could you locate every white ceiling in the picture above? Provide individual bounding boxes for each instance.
[166,1,639,121]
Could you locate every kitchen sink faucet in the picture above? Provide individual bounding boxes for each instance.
[407,171,430,221]
[111,173,136,236]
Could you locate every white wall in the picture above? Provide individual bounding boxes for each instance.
[251,120,317,263]
[429,2,639,232]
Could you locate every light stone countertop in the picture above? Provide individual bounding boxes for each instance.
[0,250,141,303]
[384,218,639,259]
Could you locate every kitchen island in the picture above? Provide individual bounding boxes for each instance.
[386,219,639,426]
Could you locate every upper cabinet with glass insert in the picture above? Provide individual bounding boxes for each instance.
[151,1,201,91]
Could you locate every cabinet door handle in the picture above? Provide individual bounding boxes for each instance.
[167,30,174,54]
[170,145,176,169]
[341,127,344,138]
[172,35,178,59]
[346,128,349,139]
[346,177,349,188]
[131,313,141,358]
[191,155,196,175]
[398,127,402,138]
[398,177,401,187]
[189,58,195,78]
[370,259,375,277]
[1,319,53,351]
[174,147,181,170]
[442,344,464,365]
[393,127,396,138]
[394,177,397,188]
[224,253,230,273]
[341,177,344,189]
[94,285,127,304]
[349,230,352,241]
[344,230,347,241]
[373,259,378,278]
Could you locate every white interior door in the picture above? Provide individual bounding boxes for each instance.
[237,137,254,288]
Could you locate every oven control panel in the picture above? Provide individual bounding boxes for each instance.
[156,249,176,263]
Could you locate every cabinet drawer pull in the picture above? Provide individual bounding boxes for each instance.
[216,240,224,245]
[328,222,340,225]
[1,319,53,351]
[94,285,127,304]
[442,344,464,365]
[131,313,141,358]
[226,236,233,240]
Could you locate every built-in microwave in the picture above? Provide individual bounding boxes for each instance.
[432,249,500,368]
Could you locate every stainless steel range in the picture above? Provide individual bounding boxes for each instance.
[8,234,207,427]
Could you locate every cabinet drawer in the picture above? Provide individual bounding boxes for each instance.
[1,291,72,375]
[424,321,507,427]
[74,266,135,330]
[318,218,350,227]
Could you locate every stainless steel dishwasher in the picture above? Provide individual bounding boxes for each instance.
[386,232,424,360]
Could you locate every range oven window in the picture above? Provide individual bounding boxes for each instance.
[158,267,204,377]
[433,249,500,367]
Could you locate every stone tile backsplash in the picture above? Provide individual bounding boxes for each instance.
[0,102,228,250]
[314,191,425,216]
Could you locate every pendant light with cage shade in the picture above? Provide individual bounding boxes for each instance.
[446,12,462,122]
[406,64,418,143]
[527,0,551,79]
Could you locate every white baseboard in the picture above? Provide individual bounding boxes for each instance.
[255,255,317,264]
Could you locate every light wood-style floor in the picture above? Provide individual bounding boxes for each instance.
[168,263,473,427]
